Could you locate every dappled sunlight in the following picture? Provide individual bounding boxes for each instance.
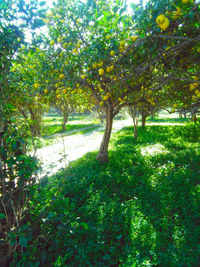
[140,143,169,156]
[36,119,133,177]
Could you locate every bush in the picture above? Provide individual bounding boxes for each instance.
[0,121,38,265]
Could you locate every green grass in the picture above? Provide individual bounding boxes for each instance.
[146,116,191,124]
[41,123,99,137]
[41,114,99,137]
[26,114,100,150]
[13,123,200,266]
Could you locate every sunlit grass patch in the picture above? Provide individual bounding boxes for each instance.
[140,143,169,156]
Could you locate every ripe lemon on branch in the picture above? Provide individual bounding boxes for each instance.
[110,50,115,56]
[156,14,170,31]
[99,68,104,76]
[59,74,65,79]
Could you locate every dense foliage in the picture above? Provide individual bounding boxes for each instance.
[11,123,200,266]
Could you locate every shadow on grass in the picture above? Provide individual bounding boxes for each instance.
[15,124,200,266]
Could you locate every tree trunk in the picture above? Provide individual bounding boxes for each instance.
[132,106,138,139]
[96,106,113,162]
[141,112,147,128]
[19,108,36,137]
[192,113,197,124]
[29,107,41,136]
[62,110,69,132]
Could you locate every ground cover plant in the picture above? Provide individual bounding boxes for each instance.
[12,123,200,266]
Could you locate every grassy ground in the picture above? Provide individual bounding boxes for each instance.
[14,122,200,266]
[27,114,100,150]
[41,113,99,137]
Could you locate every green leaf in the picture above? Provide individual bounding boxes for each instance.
[81,222,88,230]
[0,213,5,219]
[19,236,28,248]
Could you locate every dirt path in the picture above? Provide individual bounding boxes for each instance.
[35,118,133,178]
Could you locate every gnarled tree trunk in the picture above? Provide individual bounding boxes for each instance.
[128,105,138,139]
[96,106,113,162]
[62,109,69,132]
[141,111,147,128]
[29,107,41,136]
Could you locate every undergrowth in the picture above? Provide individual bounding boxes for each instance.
[12,123,200,266]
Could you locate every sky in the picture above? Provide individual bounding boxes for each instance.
[44,0,142,10]
[25,0,143,41]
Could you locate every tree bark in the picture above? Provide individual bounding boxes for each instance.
[133,107,138,139]
[62,110,69,132]
[141,112,147,128]
[29,107,41,136]
[96,106,113,162]
[192,112,197,124]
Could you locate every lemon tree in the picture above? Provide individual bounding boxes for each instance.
[41,0,200,161]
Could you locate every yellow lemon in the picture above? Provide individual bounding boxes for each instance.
[34,83,39,88]
[110,65,114,71]
[59,74,65,79]
[120,40,126,47]
[156,14,166,25]
[106,66,111,73]
[190,83,198,90]
[159,18,170,31]
[50,40,55,46]
[110,50,115,56]
[57,37,62,43]
[81,74,86,79]
[98,61,104,67]
[92,62,98,69]
[44,89,48,93]
[99,68,104,76]
[131,36,137,41]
